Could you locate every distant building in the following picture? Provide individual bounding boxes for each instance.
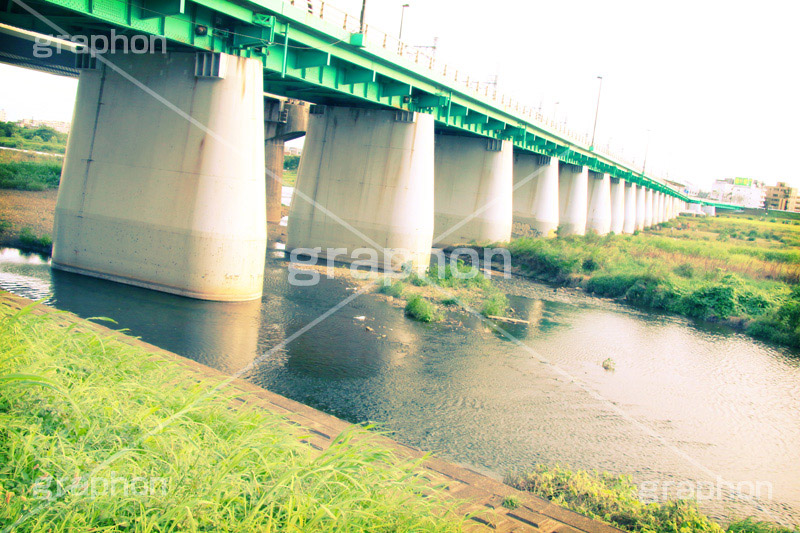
[764,182,799,212]
[0,109,6,122]
[17,118,71,134]
[710,177,765,208]
[284,146,301,156]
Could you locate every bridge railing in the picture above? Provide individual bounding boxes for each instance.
[287,0,667,184]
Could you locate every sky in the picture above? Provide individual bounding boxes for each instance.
[1,0,798,191]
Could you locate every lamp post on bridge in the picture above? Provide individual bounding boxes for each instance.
[399,3,410,41]
[590,75,603,151]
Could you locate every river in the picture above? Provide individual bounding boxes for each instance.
[1,245,798,525]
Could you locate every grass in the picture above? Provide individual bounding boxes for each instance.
[0,151,63,191]
[506,464,800,533]
[501,215,800,349]
[507,465,798,533]
[0,300,463,532]
[374,260,512,323]
[18,227,52,253]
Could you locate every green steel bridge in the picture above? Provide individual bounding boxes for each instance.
[0,0,714,205]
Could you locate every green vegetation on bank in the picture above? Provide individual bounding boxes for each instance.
[0,301,462,531]
[283,154,300,186]
[507,465,798,533]
[0,150,63,191]
[502,215,800,349]
[0,121,67,155]
[375,260,511,323]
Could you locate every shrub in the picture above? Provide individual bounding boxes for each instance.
[586,274,638,298]
[582,257,600,272]
[405,296,441,322]
[680,285,738,320]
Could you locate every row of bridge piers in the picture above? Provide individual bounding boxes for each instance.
[51,53,686,302]
[287,105,685,269]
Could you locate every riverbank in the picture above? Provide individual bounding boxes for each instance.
[494,215,800,350]
[0,291,624,532]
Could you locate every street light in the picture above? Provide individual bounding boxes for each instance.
[398,4,409,41]
[590,75,603,151]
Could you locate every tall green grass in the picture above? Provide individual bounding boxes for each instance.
[0,301,462,531]
[0,159,62,190]
[507,465,798,533]
[502,217,800,349]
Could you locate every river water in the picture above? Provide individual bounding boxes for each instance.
[1,246,798,525]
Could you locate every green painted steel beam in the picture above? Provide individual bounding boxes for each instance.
[3,0,690,201]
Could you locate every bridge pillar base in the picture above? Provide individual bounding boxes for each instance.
[558,163,588,236]
[434,135,513,246]
[52,52,267,301]
[610,178,625,234]
[287,106,434,271]
[623,182,637,234]
[512,153,559,238]
[264,97,309,225]
[587,171,612,235]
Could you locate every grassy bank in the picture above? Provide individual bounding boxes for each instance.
[0,300,462,531]
[507,465,798,533]
[501,215,800,349]
[0,150,62,191]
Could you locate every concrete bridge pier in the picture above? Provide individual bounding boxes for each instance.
[635,186,646,230]
[434,135,513,246]
[52,52,268,301]
[287,106,434,271]
[558,163,589,235]
[512,153,559,237]
[644,188,655,227]
[609,178,625,234]
[623,182,637,234]
[264,97,309,225]
[657,192,666,224]
[586,171,611,235]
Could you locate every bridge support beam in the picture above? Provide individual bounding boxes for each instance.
[586,171,611,235]
[558,163,588,236]
[656,192,665,224]
[512,153,559,237]
[287,106,434,271]
[610,178,625,234]
[434,135,513,246]
[264,97,309,225]
[635,186,646,230]
[52,52,267,301]
[644,188,654,227]
[623,182,637,234]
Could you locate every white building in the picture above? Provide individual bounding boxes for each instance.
[710,177,765,208]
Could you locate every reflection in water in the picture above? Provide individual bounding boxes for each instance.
[1,247,799,524]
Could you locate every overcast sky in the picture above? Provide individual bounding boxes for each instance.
[1,0,798,190]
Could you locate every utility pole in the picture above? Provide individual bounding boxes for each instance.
[590,75,603,151]
[359,0,366,32]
